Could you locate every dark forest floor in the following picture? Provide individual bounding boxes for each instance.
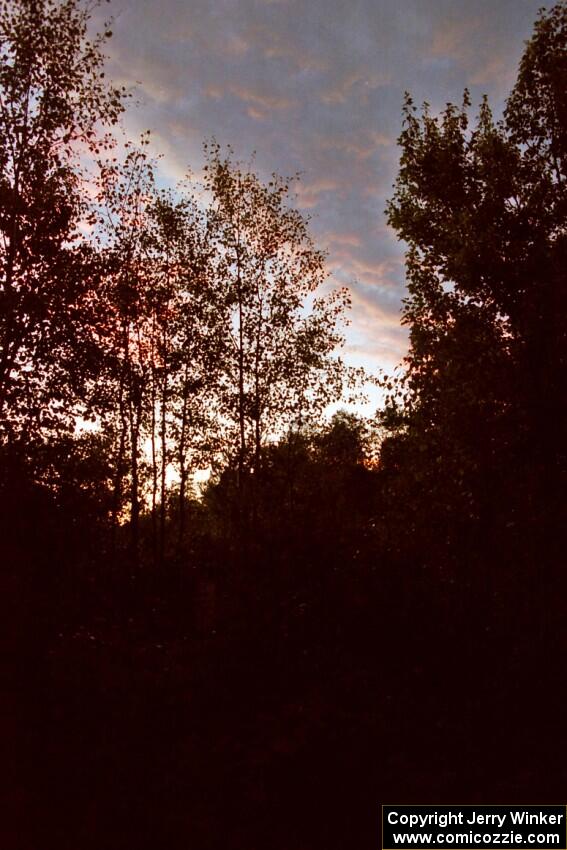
[4,557,566,850]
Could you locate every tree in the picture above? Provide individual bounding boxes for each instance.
[203,144,353,505]
[94,142,224,562]
[383,2,567,576]
[94,142,158,559]
[0,0,125,445]
[138,177,221,560]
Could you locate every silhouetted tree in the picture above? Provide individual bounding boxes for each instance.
[95,142,158,558]
[383,1,567,594]
[0,0,125,445]
[204,144,355,533]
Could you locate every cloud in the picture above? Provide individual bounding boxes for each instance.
[428,17,482,63]
[320,71,391,105]
[228,85,297,111]
[98,0,545,377]
[294,177,343,208]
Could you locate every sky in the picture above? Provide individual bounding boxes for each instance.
[97,0,546,411]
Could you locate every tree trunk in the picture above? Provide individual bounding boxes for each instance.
[129,379,142,565]
[160,352,168,566]
[177,368,189,552]
[150,362,158,567]
[111,373,127,551]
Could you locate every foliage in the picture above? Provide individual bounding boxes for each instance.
[383,3,567,568]
[203,142,354,482]
[0,0,125,442]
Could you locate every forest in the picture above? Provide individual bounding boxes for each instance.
[2,1,566,848]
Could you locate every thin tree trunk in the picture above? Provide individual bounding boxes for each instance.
[0,96,26,411]
[237,256,246,492]
[130,311,150,566]
[159,340,168,566]
[177,365,190,551]
[111,325,130,553]
[129,377,141,565]
[111,373,127,552]
[253,303,263,471]
[150,361,158,568]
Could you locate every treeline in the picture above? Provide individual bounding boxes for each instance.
[381,1,567,621]
[5,0,564,589]
[0,0,360,568]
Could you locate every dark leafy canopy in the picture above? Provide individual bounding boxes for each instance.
[203,142,354,481]
[0,0,125,442]
[384,1,567,566]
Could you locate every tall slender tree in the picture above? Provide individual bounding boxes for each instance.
[94,142,157,559]
[204,144,353,502]
[0,0,125,445]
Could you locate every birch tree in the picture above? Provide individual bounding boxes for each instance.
[204,144,353,506]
